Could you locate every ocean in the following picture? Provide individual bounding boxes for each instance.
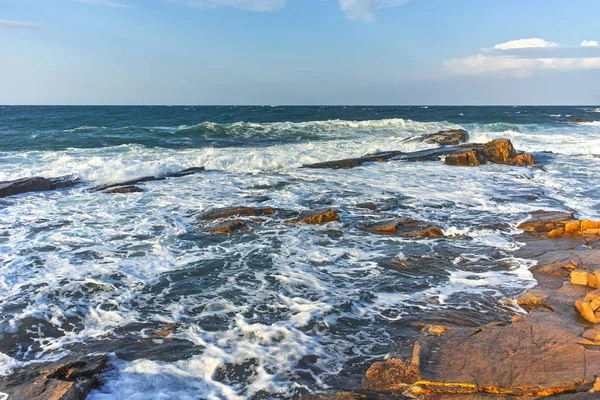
[1,105,600,399]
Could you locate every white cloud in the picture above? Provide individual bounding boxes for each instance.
[338,0,408,21]
[0,19,38,29]
[445,54,600,77]
[493,38,558,50]
[581,40,600,47]
[72,0,134,8]
[184,0,286,12]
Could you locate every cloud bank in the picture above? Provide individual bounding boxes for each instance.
[581,40,599,47]
[0,19,38,29]
[446,38,600,78]
[72,0,134,8]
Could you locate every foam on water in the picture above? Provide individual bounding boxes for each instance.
[1,110,600,398]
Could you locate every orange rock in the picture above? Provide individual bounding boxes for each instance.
[509,153,535,166]
[208,220,247,234]
[285,210,340,225]
[570,269,598,288]
[364,218,444,238]
[444,150,486,166]
[564,220,582,235]
[582,220,600,229]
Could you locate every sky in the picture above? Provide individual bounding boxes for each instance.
[1,0,600,105]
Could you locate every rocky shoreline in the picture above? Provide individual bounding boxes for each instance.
[3,132,597,399]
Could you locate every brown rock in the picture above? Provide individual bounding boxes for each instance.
[0,355,107,400]
[575,290,600,323]
[299,392,367,400]
[444,150,486,166]
[104,185,143,194]
[518,210,600,239]
[201,206,274,220]
[0,176,79,198]
[407,129,470,146]
[302,152,403,169]
[364,218,444,238]
[517,288,554,312]
[356,202,377,211]
[571,118,586,123]
[363,357,420,390]
[482,138,517,164]
[508,153,535,166]
[208,220,247,234]
[285,210,340,225]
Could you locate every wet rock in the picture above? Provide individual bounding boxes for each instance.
[518,210,600,238]
[571,118,587,123]
[444,149,487,166]
[104,185,143,194]
[201,206,274,220]
[208,220,247,234]
[302,152,403,169]
[165,166,205,178]
[91,167,205,192]
[0,354,107,400]
[407,129,469,146]
[0,176,79,198]
[364,218,444,238]
[444,139,535,167]
[285,210,340,224]
[356,202,377,211]
[300,392,367,400]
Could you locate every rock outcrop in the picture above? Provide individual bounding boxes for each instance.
[104,185,143,194]
[285,210,340,224]
[91,167,205,192]
[208,219,247,234]
[359,211,600,398]
[303,138,534,170]
[406,129,469,146]
[364,218,444,238]
[0,176,79,198]
[201,206,274,220]
[445,139,535,167]
[518,210,600,238]
[0,354,107,400]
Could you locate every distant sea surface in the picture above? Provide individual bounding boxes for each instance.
[1,106,600,399]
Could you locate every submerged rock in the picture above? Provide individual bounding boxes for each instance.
[104,185,143,194]
[364,218,444,238]
[285,210,340,224]
[201,206,274,220]
[91,166,205,192]
[356,202,377,211]
[302,152,403,170]
[0,354,107,400]
[0,176,79,198]
[208,219,247,234]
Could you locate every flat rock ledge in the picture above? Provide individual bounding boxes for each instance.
[285,209,340,225]
[302,138,534,170]
[0,176,79,198]
[356,210,600,398]
[201,206,275,220]
[0,354,107,400]
[91,167,205,192]
[364,218,444,238]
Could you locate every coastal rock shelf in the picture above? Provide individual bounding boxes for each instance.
[303,138,535,170]
[0,175,79,198]
[353,211,600,398]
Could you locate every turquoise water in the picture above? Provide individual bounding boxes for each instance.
[0,106,599,399]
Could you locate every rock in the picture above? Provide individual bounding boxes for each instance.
[299,393,367,400]
[208,220,247,234]
[201,206,274,220]
[407,129,470,146]
[0,355,107,400]
[420,324,450,335]
[516,288,554,312]
[104,185,143,194]
[91,167,205,192]
[0,176,79,198]
[356,202,377,211]
[570,269,600,289]
[285,210,340,225]
[364,310,600,396]
[302,152,403,169]
[575,290,600,323]
[444,149,487,166]
[571,118,587,123]
[444,139,534,167]
[364,218,444,238]
[165,167,205,178]
[518,210,600,238]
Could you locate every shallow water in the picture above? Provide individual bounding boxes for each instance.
[0,106,599,399]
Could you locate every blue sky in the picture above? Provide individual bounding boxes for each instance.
[1,0,600,104]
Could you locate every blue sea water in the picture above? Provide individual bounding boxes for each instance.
[0,106,599,399]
